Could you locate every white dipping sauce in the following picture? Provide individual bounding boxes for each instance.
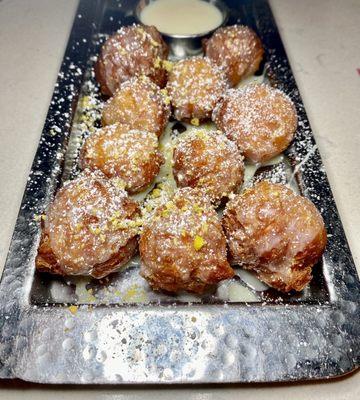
[140,0,223,36]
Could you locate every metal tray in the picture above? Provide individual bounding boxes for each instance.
[0,0,359,384]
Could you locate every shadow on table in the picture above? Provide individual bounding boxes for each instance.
[0,367,358,390]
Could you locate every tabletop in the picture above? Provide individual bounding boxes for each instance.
[0,0,359,398]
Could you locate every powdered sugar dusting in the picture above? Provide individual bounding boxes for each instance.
[204,25,264,86]
[96,24,169,95]
[31,22,327,304]
[167,57,229,121]
[213,82,298,163]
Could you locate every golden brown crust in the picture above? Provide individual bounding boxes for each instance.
[173,129,244,204]
[36,230,65,276]
[166,57,228,122]
[101,76,170,137]
[35,170,140,278]
[203,25,264,86]
[36,232,139,279]
[139,188,234,293]
[80,124,164,194]
[222,181,327,292]
[213,83,297,163]
[95,24,169,96]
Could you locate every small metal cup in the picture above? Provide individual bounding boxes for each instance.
[135,0,228,59]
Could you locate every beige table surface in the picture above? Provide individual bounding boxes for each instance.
[0,0,359,398]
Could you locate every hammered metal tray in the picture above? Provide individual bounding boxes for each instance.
[0,0,359,384]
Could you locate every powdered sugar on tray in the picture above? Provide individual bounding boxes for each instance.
[1,3,358,386]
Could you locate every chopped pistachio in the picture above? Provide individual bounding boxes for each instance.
[162,60,173,72]
[193,204,203,215]
[149,37,160,47]
[74,223,83,232]
[190,118,200,126]
[68,305,78,315]
[161,209,170,218]
[193,235,205,251]
[89,226,101,235]
[151,188,162,198]
[112,178,126,190]
[165,201,175,210]
[154,57,161,69]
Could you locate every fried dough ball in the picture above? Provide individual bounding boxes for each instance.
[166,57,228,122]
[203,25,264,86]
[173,129,244,204]
[222,181,327,292]
[80,124,164,194]
[101,76,170,137]
[95,24,169,96]
[139,188,234,293]
[35,170,140,279]
[213,83,297,163]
